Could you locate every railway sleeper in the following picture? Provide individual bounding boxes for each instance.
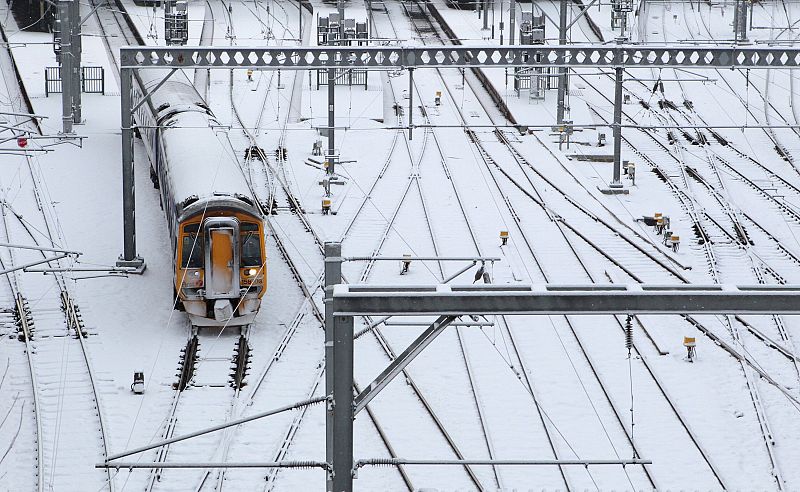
[244,145,267,162]
[61,292,87,338]
[230,334,250,389]
[774,144,790,162]
[709,130,729,146]
[14,296,34,342]
[174,335,199,391]
[684,166,752,245]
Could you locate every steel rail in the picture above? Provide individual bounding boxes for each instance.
[0,134,114,492]
[13,294,43,492]
[442,47,660,492]
[655,0,800,382]
[370,4,506,488]
[219,8,417,490]
[679,11,791,485]
[416,4,734,489]
[405,4,590,489]
[580,10,790,486]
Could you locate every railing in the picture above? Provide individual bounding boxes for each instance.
[45,66,105,96]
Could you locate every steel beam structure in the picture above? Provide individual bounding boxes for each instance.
[103,395,328,462]
[116,68,144,272]
[353,314,456,415]
[509,0,515,46]
[610,61,624,189]
[70,0,81,124]
[324,242,347,492]
[408,67,414,140]
[323,241,800,492]
[119,42,800,275]
[556,0,568,125]
[119,45,800,69]
[330,283,800,316]
[58,0,73,133]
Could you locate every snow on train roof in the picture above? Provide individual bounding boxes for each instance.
[160,111,255,210]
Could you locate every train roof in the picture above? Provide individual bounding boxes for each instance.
[160,111,258,218]
[136,69,260,218]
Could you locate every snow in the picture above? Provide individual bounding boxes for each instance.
[2,0,800,490]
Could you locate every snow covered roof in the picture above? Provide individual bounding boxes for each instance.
[160,111,255,214]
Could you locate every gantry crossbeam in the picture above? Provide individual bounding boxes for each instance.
[118,43,800,267]
[330,283,800,315]
[120,44,800,69]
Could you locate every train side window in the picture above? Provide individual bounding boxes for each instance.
[241,223,261,267]
[181,234,203,268]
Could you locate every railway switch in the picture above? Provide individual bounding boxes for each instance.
[500,230,509,246]
[131,371,145,394]
[683,336,696,362]
[322,197,332,215]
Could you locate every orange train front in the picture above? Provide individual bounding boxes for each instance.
[133,69,267,327]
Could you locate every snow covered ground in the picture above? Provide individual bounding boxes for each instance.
[1,0,800,490]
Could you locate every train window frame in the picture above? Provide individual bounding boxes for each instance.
[181,226,203,268]
[240,222,262,268]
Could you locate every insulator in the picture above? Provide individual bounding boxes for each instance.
[625,316,633,351]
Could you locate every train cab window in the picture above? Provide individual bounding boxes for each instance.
[181,224,203,268]
[240,223,261,267]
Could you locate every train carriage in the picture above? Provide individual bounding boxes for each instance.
[133,69,267,327]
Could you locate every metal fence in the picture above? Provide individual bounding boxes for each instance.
[45,66,105,96]
[513,66,558,91]
[316,68,368,89]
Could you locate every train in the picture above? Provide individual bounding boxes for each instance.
[132,69,267,327]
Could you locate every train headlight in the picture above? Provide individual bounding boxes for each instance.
[246,268,258,276]
[183,269,204,288]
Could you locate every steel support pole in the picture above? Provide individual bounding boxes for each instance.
[338,0,345,41]
[482,0,488,30]
[738,0,748,42]
[611,63,623,187]
[509,0,515,45]
[368,0,373,36]
[70,0,81,123]
[327,67,336,175]
[556,0,568,126]
[408,68,414,141]
[499,0,504,44]
[117,68,145,272]
[325,242,351,492]
[330,313,353,492]
[58,0,73,134]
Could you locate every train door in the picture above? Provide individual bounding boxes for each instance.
[203,218,240,299]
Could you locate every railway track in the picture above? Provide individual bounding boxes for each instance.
[216,3,513,489]
[391,1,800,488]
[556,5,800,487]
[378,2,674,489]
[0,111,112,491]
